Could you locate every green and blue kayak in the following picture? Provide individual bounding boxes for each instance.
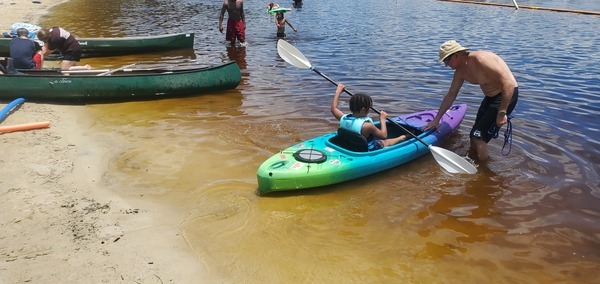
[257,104,468,194]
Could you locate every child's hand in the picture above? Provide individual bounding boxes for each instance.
[336,83,345,94]
[379,110,388,121]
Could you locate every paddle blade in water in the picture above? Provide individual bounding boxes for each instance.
[429,146,477,174]
[277,39,312,69]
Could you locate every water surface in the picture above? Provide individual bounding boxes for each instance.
[41,0,600,282]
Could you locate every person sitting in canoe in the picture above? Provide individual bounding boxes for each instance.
[331,83,406,150]
[9,28,43,70]
[37,27,91,70]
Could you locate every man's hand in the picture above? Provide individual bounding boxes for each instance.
[496,113,507,127]
[422,119,440,132]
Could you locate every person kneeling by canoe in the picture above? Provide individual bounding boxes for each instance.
[37,27,91,70]
[331,83,406,150]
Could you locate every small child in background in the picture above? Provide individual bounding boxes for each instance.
[275,11,297,38]
[267,2,280,11]
[267,3,291,14]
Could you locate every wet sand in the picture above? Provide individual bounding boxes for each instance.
[0,0,206,282]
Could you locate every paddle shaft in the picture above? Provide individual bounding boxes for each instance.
[311,67,432,148]
[97,63,137,76]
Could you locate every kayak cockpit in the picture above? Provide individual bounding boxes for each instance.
[328,121,422,153]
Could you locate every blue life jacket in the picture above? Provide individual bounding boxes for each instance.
[340,114,372,135]
[340,114,383,151]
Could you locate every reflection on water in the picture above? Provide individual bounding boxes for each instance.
[227,46,247,70]
[417,170,507,254]
[42,0,600,282]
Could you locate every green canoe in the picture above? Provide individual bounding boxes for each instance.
[0,32,194,58]
[0,61,240,103]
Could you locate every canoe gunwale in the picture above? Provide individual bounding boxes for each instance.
[76,32,194,41]
[0,32,195,58]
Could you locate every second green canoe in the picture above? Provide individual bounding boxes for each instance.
[0,32,194,58]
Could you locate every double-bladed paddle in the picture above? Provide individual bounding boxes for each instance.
[276,39,477,174]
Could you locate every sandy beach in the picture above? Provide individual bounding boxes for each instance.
[0,1,205,282]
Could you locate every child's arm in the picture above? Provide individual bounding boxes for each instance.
[285,20,297,32]
[365,111,389,139]
[331,84,345,120]
[276,17,284,28]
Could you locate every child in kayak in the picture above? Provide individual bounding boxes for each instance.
[331,83,406,150]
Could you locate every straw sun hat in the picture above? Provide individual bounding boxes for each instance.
[438,40,470,64]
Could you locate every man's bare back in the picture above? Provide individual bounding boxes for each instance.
[455,50,517,97]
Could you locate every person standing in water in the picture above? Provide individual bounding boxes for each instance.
[423,40,518,163]
[219,0,246,46]
[275,11,297,38]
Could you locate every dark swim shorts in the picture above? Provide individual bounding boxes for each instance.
[470,87,519,143]
[62,49,82,62]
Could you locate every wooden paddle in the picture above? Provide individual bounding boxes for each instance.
[276,39,477,174]
[97,63,137,76]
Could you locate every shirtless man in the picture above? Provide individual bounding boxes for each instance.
[423,40,518,163]
[218,0,246,46]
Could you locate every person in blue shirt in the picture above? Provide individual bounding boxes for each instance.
[9,28,43,70]
[331,83,406,150]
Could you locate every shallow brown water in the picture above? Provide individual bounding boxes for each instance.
[39,0,600,282]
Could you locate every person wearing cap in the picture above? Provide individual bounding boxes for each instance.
[9,28,43,70]
[423,40,518,163]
